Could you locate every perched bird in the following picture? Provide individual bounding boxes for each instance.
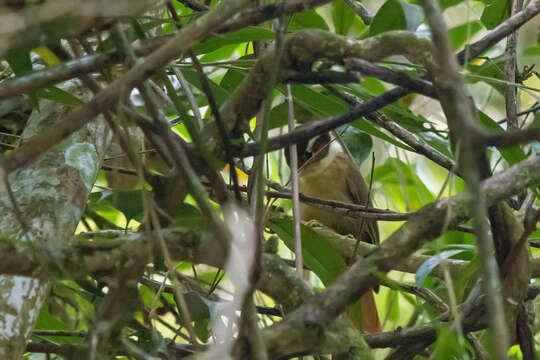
[286,131,381,333]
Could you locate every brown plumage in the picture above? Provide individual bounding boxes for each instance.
[286,132,381,333]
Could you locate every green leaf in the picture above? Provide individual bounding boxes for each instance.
[193,27,275,55]
[332,1,355,35]
[182,291,210,321]
[466,55,506,94]
[477,110,527,165]
[440,0,464,9]
[220,66,249,93]
[268,216,347,285]
[385,289,400,322]
[480,0,509,30]
[339,126,373,165]
[35,86,84,107]
[289,9,329,32]
[351,119,413,152]
[171,203,207,231]
[181,68,230,106]
[415,250,463,286]
[370,0,424,36]
[268,101,318,129]
[432,326,471,358]
[449,21,484,50]
[288,84,349,116]
[5,49,32,76]
[195,318,210,342]
[104,190,144,222]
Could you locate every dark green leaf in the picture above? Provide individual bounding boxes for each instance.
[5,49,32,76]
[268,216,347,285]
[339,126,373,165]
[182,291,210,321]
[289,9,329,32]
[193,27,275,55]
[195,318,210,342]
[332,1,355,35]
[440,0,464,9]
[433,326,471,358]
[449,21,484,50]
[171,203,207,231]
[351,119,413,151]
[370,0,424,36]
[480,0,509,30]
[104,190,144,222]
[35,86,84,107]
[181,68,230,106]
[478,110,526,165]
[220,66,249,93]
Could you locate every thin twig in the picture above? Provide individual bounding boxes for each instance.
[352,152,375,261]
[342,0,373,24]
[286,83,304,278]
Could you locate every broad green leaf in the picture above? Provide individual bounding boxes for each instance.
[385,289,400,322]
[415,249,463,286]
[219,66,249,93]
[477,110,526,165]
[182,291,211,321]
[35,86,84,106]
[195,318,210,342]
[193,27,275,55]
[289,9,329,32]
[5,49,32,76]
[332,1,355,35]
[268,101,318,129]
[288,84,349,116]
[181,68,230,106]
[200,43,239,63]
[339,126,373,165]
[352,119,413,152]
[34,307,76,344]
[104,190,144,222]
[449,21,484,50]
[370,0,424,36]
[440,0,464,8]
[480,0,509,30]
[360,77,387,95]
[417,132,453,158]
[171,203,207,231]
[466,55,506,94]
[268,216,347,285]
[433,326,471,358]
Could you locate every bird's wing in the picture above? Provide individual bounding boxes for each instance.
[344,158,380,246]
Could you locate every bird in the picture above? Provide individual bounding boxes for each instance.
[285,131,381,333]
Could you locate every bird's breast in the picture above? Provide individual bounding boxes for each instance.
[298,152,353,233]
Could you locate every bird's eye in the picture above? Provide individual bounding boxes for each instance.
[305,150,313,158]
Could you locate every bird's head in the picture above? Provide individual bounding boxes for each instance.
[285,132,332,169]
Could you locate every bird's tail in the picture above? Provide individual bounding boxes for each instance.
[360,289,382,333]
[347,289,382,333]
